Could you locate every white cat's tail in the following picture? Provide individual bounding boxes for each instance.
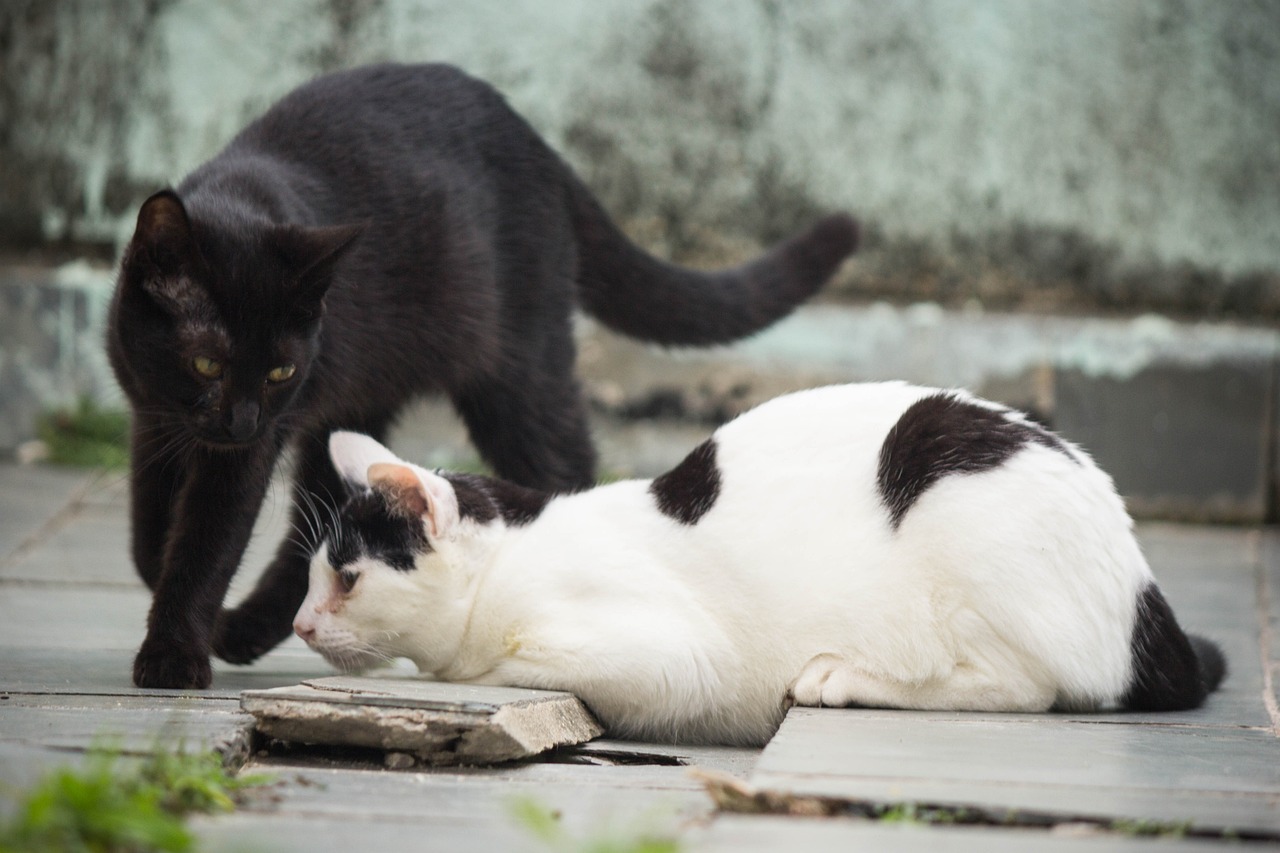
[1121,584,1226,711]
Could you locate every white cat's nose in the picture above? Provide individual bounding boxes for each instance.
[294,618,316,643]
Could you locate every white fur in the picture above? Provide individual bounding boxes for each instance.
[295,384,1152,746]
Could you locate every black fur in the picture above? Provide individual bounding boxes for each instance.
[651,438,721,525]
[877,392,1076,530]
[1121,584,1226,710]
[106,63,856,688]
[329,490,428,573]
[444,473,552,527]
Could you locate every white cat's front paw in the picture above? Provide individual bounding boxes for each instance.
[789,653,848,707]
[789,653,894,708]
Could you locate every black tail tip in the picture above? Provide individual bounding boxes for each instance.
[809,212,860,259]
[1189,634,1227,694]
[779,212,859,290]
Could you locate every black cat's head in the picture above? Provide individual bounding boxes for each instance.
[109,190,362,448]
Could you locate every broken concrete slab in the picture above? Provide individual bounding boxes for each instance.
[241,677,603,765]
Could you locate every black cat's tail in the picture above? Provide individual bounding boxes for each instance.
[1120,583,1226,711]
[568,178,858,346]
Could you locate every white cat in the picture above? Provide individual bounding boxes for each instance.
[293,382,1224,746]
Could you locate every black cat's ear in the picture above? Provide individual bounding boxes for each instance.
[122,190,216,319]
[271,223,365,300]
[127,190,196,277]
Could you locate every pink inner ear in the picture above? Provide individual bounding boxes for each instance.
[368,463,431,522]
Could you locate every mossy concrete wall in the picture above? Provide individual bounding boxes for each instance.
[3,0,1279,313]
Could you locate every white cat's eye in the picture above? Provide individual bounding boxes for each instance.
[337,568,358,593]
[192,356,223,379]
[267,364,296,383]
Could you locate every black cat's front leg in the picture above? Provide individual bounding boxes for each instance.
[133,444,275,689]
[213,427,361,665]
[127,417,185,590]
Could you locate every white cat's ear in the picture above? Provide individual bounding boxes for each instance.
[367,463,459,540]
[329,431,400,490]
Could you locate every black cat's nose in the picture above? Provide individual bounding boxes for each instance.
[227,401,261,441]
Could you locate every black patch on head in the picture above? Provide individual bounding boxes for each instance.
[651,438,721,525]
[877,392,1078,530]
[1121,583,1225,711]
[329,489,429,572]
[444,473,551,526]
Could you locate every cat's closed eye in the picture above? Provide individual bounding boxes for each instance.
[267,364,296,383]
[337,568,359,593]
[192,356,223,379]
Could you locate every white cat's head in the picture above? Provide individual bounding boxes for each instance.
[293,432,548,674]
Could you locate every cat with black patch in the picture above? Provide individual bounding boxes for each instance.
[106,63,858,689]
[296,382,1225,747]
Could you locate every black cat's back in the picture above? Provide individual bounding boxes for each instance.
[188,63,857,352]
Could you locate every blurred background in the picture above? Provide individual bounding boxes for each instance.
[2,0,1278,522]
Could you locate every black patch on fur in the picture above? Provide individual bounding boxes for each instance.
[330,490,428,572]
[445,473,551,526]
[1121,584,1225,711]
[651,438,721,525]
[877,392,1077,530]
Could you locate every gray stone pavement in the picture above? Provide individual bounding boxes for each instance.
[1,462,1278,851]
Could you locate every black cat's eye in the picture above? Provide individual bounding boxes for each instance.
[267,364,297,383]
[192,356,223,379]
[336,568,359,593]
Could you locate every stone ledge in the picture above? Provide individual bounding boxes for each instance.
[577,305,1279,523]
[3,261,1274,522]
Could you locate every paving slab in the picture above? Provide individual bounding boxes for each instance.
[0,693,251,755]
[690,815,1238,853]
[0,647,334,698]
[196,759,704,853]
[750,708,1280,834]
[0,464,93,564]
[242,677,604,765]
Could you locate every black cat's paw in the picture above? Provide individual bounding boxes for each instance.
[212,608,287,665]
[133,643,212,690]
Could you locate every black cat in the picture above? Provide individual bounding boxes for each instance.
[107,63,858,689]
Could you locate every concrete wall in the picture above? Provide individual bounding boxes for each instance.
[2,0,1279,521]
[3,0,1279,312]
